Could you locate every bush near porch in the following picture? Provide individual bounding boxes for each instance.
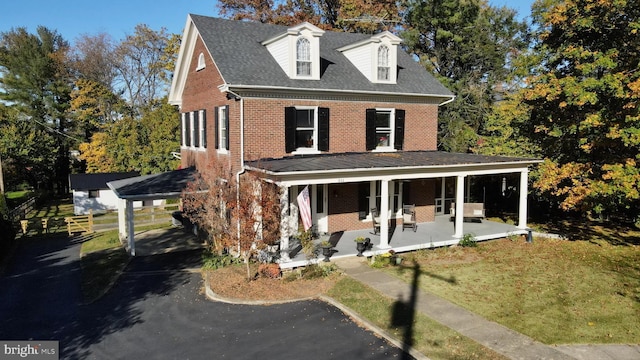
[383,226,640,344]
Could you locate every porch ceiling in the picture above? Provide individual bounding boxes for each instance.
[246,151,542,184]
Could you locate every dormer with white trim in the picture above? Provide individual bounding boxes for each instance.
[262,22,325,80]
[337,31,402,84]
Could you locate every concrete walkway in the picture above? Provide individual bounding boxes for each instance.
[334,257,640,360]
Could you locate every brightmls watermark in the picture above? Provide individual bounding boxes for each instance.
[0,341,58,359]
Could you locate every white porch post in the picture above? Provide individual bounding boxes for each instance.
[454,175,465,238]
[117,198,126,241]
[379,179,391,249]
[518,168,529,229]
[126,200,135,256]
[279,185,290,261]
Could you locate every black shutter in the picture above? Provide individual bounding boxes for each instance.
[214,106,219,149]
[180,113,185,146]
[185,113,191,147]
[193,111,200,147]
[224,105,230,150]
[285,107,296,153]
[394,109,405,150]
[365,109,376,151]
[318,107,329,152]
[202,110,207,148]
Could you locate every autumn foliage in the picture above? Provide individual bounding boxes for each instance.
[182,163,281,280]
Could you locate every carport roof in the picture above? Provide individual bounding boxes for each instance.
[107,167,197,200]
[245,151,541,174]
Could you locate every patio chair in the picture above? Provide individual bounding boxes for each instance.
[402,204,417,232]
[371,208,381,234]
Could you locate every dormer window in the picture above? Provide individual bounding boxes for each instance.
[262,22,324,80]
[377,45,390,81]
[196,52,206,71]
[338,31,401,84]
[296,38,311,76]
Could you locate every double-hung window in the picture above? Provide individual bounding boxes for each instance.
[181,113,188,147]
[215,105,229,152]
[285,106,329,153]
[199,110,207,149]
[181,110,206,149]
[377,45,390,81]
[296,38,311,77]
[366,108,405,151]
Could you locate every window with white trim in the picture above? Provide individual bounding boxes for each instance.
[377,45,390,81]
[196,52,206,71]
[217,106,229,152]
[295,107,315,150]
[296,38,311,77]
[190,112,197,148]
[285,106,329,153]
[375,109,394,149]
[199,109,206,149]
[366,108,405,151]
[181,113,187,147]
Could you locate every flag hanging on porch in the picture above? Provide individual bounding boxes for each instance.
[297,185,312,231]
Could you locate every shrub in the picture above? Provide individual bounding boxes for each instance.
[202,251,241,270]
[258,263,281,279]
[459,233,477,247]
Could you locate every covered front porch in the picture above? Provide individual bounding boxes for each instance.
[281,215,528,269]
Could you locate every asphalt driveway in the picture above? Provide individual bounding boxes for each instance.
[0,235,411,360]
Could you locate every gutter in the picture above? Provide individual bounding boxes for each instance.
[220,83,454,104]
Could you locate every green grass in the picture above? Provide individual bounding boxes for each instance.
[80,229,129,303]
[327,277,508,360]
[384,236,640,344]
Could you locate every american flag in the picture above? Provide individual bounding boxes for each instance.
[297,185,312,231]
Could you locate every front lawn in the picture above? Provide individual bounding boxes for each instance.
[384,236,640,344]
[79,229,129,303]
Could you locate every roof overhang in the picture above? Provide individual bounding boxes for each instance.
[107,167,198,201]
[245,151,542,187]
[219,84,455,106]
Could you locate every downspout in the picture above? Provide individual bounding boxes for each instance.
[226,89,245,243]
[439,95,456,106]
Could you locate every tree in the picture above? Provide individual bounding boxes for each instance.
[113,24,173,114]
[137,101,181,174]
[402,0,529,152]
[217,0,401,32]
[0,26,74,193]
[521,0,640,219]
[0,104,57,189]
[183,164,281,280]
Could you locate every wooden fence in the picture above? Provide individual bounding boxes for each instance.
[8,196,36,223]
[64,210,94,235]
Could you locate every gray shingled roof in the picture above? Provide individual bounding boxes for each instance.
[246,151,541,173]
[190,15,453,97]
[107,167,197,200]
[69,172,140,191]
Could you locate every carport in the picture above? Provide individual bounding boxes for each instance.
[107,167,197,255]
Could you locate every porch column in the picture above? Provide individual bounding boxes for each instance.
[518,168,529,229]
[379,179,391,249]
[453,175,465,238]
[279,185,290,261]
[126,199,135,256]
[117,198,126,242]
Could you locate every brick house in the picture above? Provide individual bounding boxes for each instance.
[162,15,540,262]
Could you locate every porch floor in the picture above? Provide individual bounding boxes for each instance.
[281,215,528,269]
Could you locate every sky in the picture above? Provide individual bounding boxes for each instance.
[1,0,534,43]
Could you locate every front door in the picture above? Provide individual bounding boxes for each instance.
[313,184,328,233]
